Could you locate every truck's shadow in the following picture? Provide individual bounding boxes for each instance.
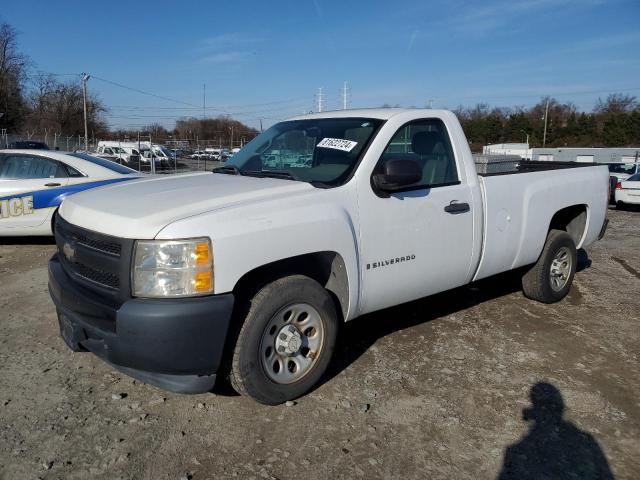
[322,268,525,387]
[321,249,591,390]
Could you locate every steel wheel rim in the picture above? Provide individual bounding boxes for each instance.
[550,247,572,292]
[260,303,325,384]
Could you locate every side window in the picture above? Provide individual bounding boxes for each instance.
[63,164,85,177]
[0,155,66,179]
[378,118,459,188]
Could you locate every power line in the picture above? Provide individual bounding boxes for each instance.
[434,86,640,104]
[91,75,199,107]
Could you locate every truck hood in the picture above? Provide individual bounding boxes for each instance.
[59,172,314,238]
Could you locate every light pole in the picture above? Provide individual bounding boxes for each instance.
[542,99,549,148]
[82,73,91,151]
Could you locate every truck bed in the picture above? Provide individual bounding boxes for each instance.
[472,162,609,281]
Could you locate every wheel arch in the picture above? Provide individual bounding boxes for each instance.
[231,251,350,322]
[547,204,588,248]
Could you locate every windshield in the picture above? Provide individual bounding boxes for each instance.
[154,146,172,158]
[608,163,636,174]
[113,147,126,153]
[225,117,383,186]
[69,152,138,174]
[628,172,640,181]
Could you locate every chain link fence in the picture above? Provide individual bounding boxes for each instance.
[0,130,228,174]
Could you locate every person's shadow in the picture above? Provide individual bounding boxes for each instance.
[498,382,614,480]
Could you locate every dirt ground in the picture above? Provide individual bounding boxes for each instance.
[1,207,638,480]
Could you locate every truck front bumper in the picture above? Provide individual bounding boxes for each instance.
[48,254,234,394]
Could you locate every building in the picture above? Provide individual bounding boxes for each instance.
[531,147,640,163]
[483,144,640,164]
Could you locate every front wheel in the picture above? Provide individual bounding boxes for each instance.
[229,275,338,405]
[522,229,577,303]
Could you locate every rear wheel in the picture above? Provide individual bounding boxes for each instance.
[229,275,338,405]
[522,229,576,303]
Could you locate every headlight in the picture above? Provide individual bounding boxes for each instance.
[132,238,213,298]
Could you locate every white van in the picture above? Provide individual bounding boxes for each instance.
[96,142,132,163]
[100,142,173,170]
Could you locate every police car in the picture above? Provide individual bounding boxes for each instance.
[0,150,142,236]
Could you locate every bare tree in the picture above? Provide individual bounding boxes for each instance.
[0,21,29,130]
[25,75,107,137]
[594,94,638,115]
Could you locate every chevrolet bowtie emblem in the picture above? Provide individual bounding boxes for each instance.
[63,242,76,261]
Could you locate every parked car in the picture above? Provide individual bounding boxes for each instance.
[606,162,640,203]
[48,109,608,404]
[189,150,207,159]
[8,140,49,150]
[0,150,141,236]
[615,172,640,208]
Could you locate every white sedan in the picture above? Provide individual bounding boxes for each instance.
[615,172,640,208]
[0,149,142,236]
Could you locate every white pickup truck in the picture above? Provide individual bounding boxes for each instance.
[48,109,609,404]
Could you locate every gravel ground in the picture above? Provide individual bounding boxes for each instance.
[0,207,638,479]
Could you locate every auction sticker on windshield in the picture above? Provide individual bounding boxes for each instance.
[317,138,358,152]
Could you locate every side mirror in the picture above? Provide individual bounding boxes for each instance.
[372,158,422,193]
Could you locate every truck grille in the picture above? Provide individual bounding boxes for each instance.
[73,263,120,289]
[73,232,121,256]
[54,216,133,301]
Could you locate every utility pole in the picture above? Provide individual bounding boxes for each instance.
[341,81,350,110]
[149,134,155,174]
[259,118,263,133]
[542,99,549,148]
[316,87,324,112]
[203,83,206,121]
[82,73,90,151]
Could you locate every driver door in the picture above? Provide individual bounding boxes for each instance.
[357,118,475,314]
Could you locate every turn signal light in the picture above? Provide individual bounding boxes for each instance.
[194,271,213,292]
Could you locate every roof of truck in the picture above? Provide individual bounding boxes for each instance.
[288,108,449,121]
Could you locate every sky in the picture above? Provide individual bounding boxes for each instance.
[3,0,639,130]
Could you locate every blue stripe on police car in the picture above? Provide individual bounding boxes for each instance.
[0,177,134,210]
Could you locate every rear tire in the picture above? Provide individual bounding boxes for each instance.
[522,229,576,304]
[229,275,338,405]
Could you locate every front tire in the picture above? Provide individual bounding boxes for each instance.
[522,229,577,303]
[229,275,338,405]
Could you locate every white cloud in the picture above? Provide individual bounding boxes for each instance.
[454,0,607,35]
[202,51,254,64]
[196,33,263,65]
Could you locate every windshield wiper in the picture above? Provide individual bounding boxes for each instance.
[243,169,299,181]
[212,165,242,175]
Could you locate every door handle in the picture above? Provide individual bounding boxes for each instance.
[44,182,62,187]
[444,201,470,214]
